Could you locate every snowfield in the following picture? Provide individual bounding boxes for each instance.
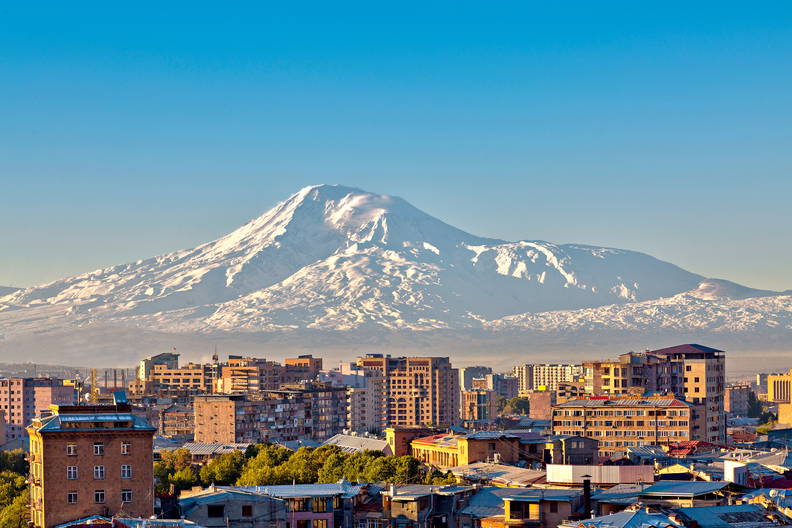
[1,184,790,361]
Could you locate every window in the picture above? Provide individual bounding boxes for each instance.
[67,492,77,504]
[67,466,78,480]
[66,443,77,456]
[313,521,328,528]
[549,502,559,513]
[242,505,253,517]
[313,498,328,512]
[93,443,104,456]
[121,489,132,503]
[94,490,105,504]
[207,505,225,518]
[94,466,105,480]
[121,442,131,455]
[121,465,132,479]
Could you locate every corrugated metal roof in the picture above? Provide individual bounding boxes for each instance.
[640,480,729,497]
[675,504,788,528]
[554,398,687,408]
[228,482,362,499]
[322,434,389,453]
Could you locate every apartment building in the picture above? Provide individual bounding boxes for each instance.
[137,352,179,381]
[347,386,378,433]
[0,378,75,440]
[513,364,583,392]
[650,344,726,444]
[725,384,752,416]
[552,396,692,456]
[583,352,683,396]
[216,356,285,393]
[193,382,346,444]
[461,390,500,422]
[472,373,519,400]
[354,355,460,428]
[459,366,493,391]
[27,399,156,528]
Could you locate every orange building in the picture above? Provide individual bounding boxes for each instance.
[27,400,155,528]
[355,355,459,428]
[410,432,521,468]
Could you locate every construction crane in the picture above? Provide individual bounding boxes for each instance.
[89,368,100,403]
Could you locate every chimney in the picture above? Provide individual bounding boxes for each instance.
[583,477,592,518]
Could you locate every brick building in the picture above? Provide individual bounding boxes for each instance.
[354,355,459,428]
[194,382,346,444]
[27,399,156,528]
[552,396,692,456]
[461,390,499,422]
[0,378,75,440]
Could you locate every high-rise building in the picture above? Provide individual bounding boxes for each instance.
[0,378,75,440]
[27,399,156,528]
[512,364,534,393]
[531,364,583,391]
[459,366,492,391]
[583,352,683,396]
[552,396,692,456]
[649,344,726,444]
[471,373,518,400]
[354,355,460,428]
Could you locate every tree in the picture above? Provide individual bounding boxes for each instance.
[0,488,29,528]
[391,457,421,484]
[0,471,27,509]
[317,452,346,483]
[502,397,530,415]
[200,451,245,486]
[169,466,199,491]
[0,451,27,476]
[159,448,193,472]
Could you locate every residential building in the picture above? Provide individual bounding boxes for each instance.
[382,484,475,528]
[27,398,156,528]
[216,356,283,393]
[410,432,520,468]
[525,391,554,420]
[194,382,346,444]
[768,369,792,403]
[459,366,493,391]
[158,403,194,439]
[179,488,287,528]
[461,390,499,422]
[232,482,363,528]
[552,396,692,456]
[472,373,518,400]
[531,364,583,391]
[583,352,683,396]
[282,355,323,384]
[650,344,726,444]
[384,426,443,457]
[0,378,75,439]
[137,352,179,381]
[725,384,752,416]
[543,435,599,465]
[512,364,534,393]
[354,355,460,428]
[459,487,582,528]
[347,386,378,433]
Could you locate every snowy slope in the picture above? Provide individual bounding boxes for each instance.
[0,184,789,353]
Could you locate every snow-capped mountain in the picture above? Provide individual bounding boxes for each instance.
[0,184,789,365]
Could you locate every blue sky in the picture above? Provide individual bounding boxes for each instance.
[1,3,791,290]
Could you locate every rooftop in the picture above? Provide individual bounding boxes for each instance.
[639,480,730,497]
[554,398,688,408]
[322,434,390,454]
[675,504,792,528]
[227,482,362,499]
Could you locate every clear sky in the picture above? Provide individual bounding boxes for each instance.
[1,3,791,290]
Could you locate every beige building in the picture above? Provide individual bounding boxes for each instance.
[461,389,499,422]
[768,369,792,403]
[583,352,683,396]
[0,378,75,440]
[27,401,155,528]
[346,386,377,433]
[650,344,726,444]
[354,355,459,428]
[552,396,692,456]
[410,432,521,468]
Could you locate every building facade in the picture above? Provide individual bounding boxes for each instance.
[0,378,75,440]
[768,369,792,403]
[354,355,459,428]
[725,384,752,416]
[27,401,156,528]
[461,390,499,422]
[552,396,692,456]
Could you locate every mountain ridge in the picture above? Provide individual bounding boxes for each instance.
[1,184,789,363]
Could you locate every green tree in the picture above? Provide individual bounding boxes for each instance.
[391,456,421,484]
[0,471,27,509]
[0,488,29,528]
[200,451,245,486]
[169,466,199,491]
[502,397,530,415]
[364,456,396,483]
[317,452,347,483]
[159,448,193,472]
[0,451,27,475]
